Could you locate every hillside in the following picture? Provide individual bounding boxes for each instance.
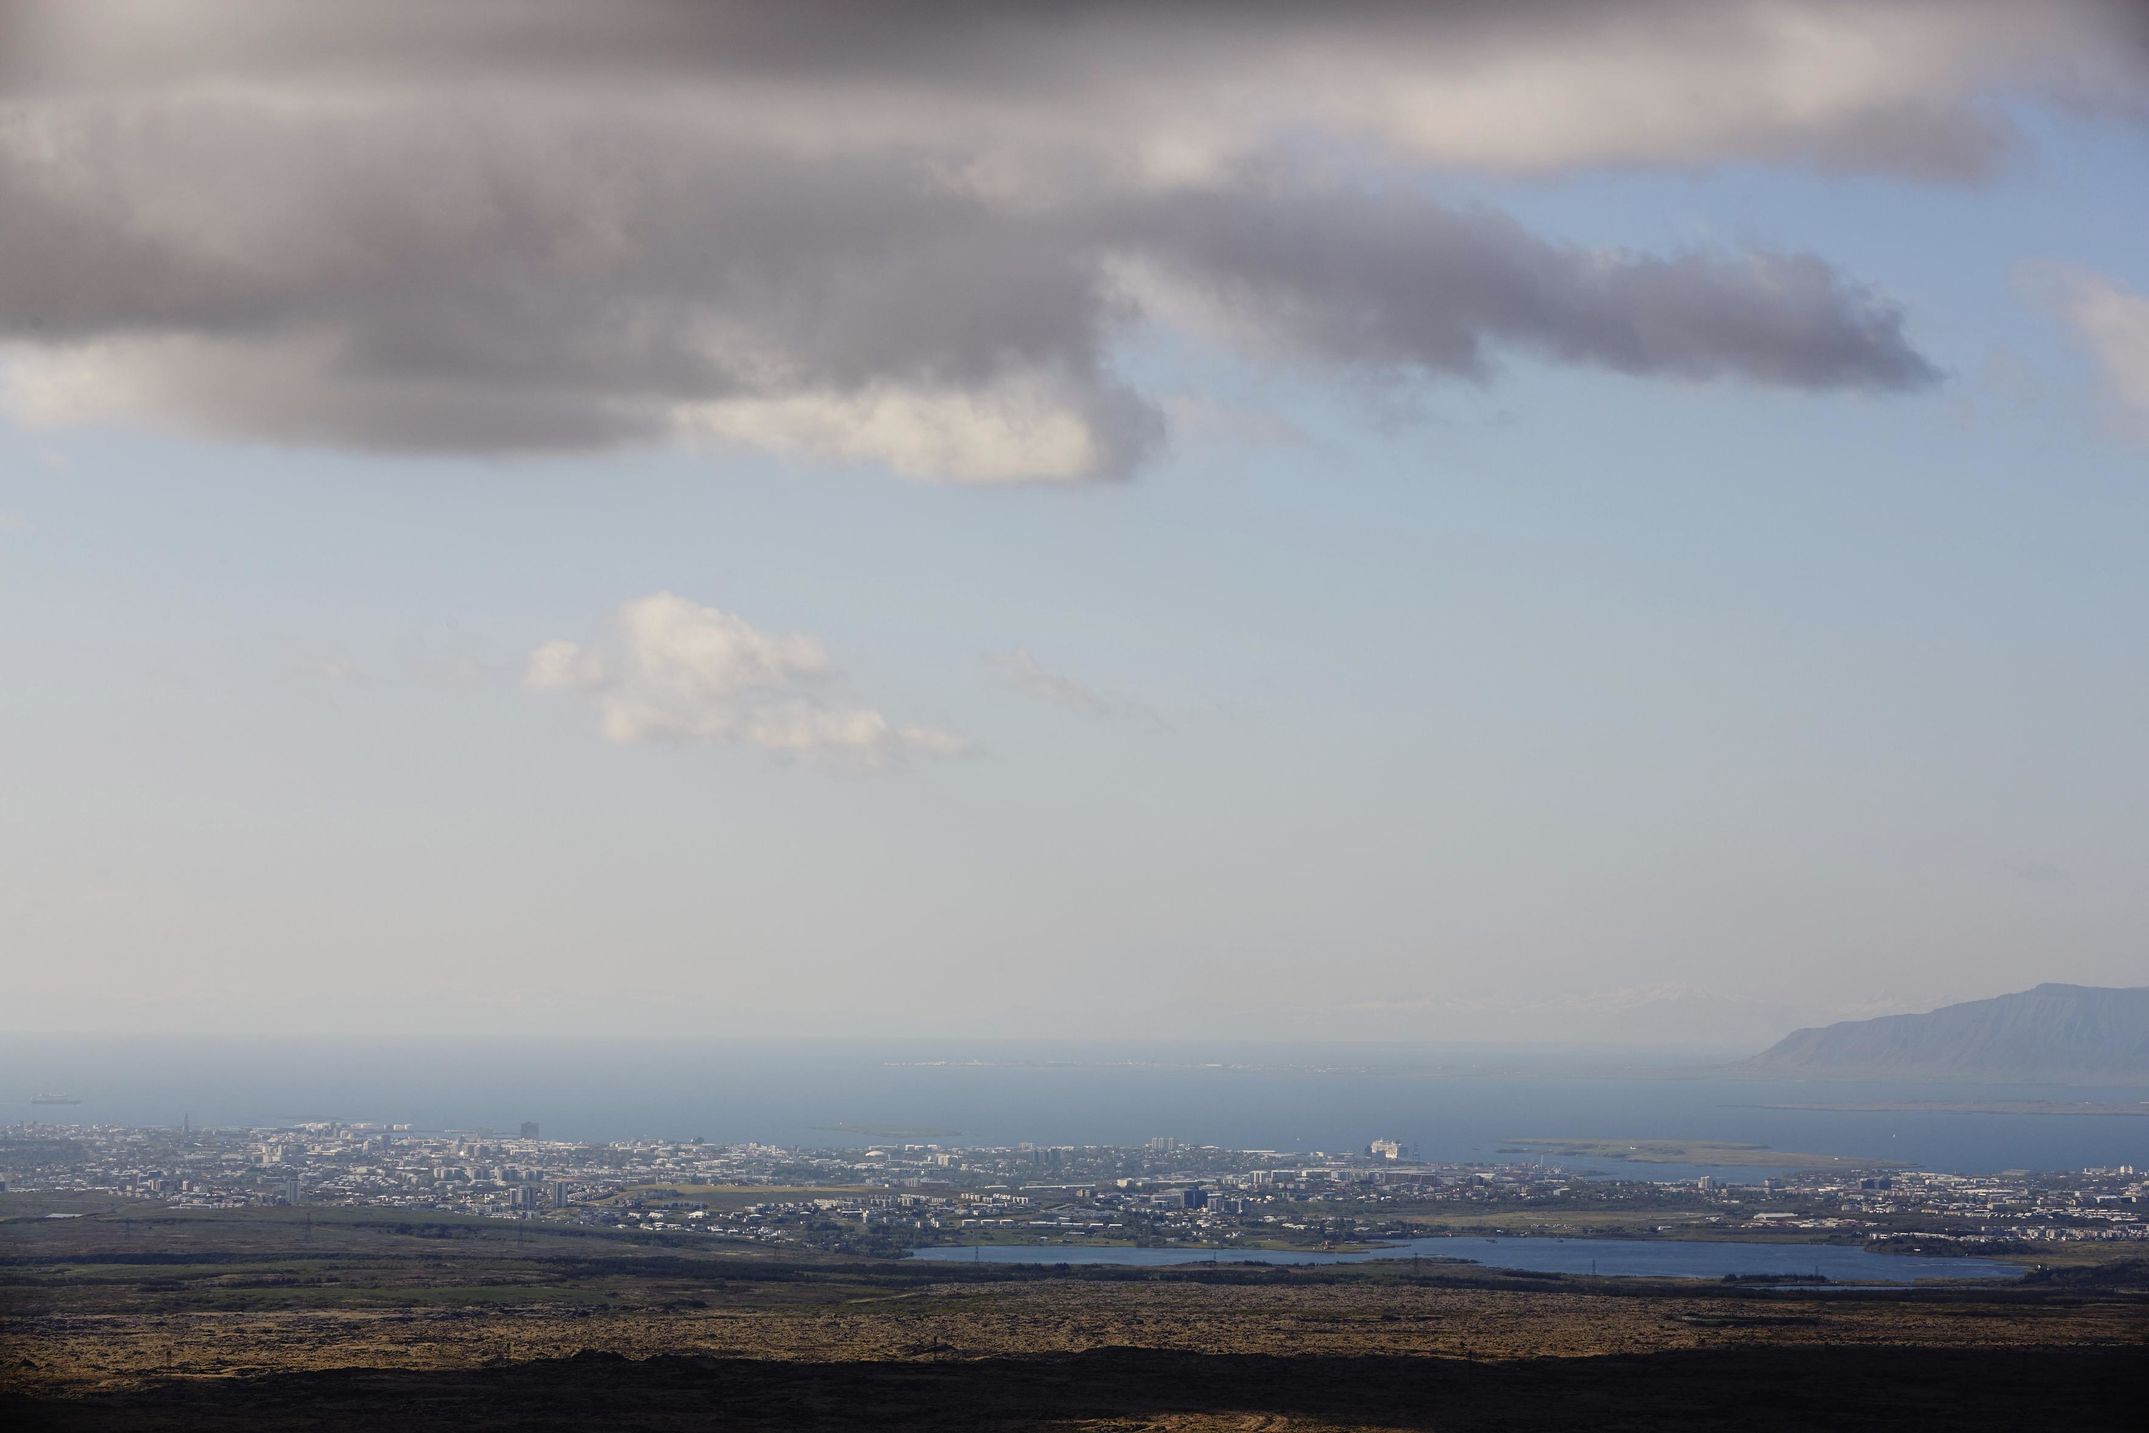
[1739,984,2149,1082]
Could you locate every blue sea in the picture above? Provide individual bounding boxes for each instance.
[4,1035,2144,1176]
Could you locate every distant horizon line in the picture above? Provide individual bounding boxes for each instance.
[0,1029,1758,1055]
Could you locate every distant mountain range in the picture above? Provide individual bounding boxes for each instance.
[1739,983,2149,1083]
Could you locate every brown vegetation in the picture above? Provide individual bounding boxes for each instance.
[4,1197,2142,1430]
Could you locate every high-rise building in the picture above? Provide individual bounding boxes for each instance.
[519,1121,541,1139]
[549,1180,573,1209]
[278,1177,301,1205]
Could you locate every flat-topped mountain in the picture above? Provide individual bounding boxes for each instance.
[1740,983,2149,1083]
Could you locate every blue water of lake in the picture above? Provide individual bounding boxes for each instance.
[911,1235,2021,1282]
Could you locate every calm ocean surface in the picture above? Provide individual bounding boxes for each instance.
[4,1036,2144,1176]
[911,1235,2021,1282]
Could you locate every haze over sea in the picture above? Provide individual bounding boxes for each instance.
[8,1037,2143,1178]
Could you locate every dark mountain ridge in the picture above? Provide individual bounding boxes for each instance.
[1739,983,2149,1082]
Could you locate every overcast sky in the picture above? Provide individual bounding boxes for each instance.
[3,1,2146,1047]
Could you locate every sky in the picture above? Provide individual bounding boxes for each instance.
[1,1,2146,1048]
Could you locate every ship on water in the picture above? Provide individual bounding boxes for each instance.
[29,1093,83,1106]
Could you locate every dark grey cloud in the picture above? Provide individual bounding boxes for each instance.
[1119,190,1937,390]
[0,104,1160,472]
[8,2,2138,173]
[1,0,2128,478]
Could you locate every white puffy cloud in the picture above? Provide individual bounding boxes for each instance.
[2045,269,2149,437]
[526,593,964,769]
[682,374,1158,485]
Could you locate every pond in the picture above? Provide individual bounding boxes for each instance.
[910,1234,2021,1282]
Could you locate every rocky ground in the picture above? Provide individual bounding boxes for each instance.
[4,1197,2142,1430]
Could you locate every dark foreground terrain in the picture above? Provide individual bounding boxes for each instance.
[12,1344,2148,1433]
[4,1196,2143,1431]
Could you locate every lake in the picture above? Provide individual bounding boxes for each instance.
[911,1234,2022,1282]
